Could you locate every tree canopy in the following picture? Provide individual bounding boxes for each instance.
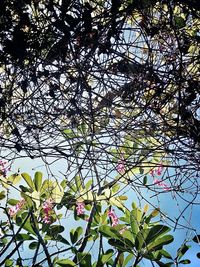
[0,0,200,266]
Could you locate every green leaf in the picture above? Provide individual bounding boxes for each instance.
[145,208,160,223]
[56,259,75,267]
[77,252,92,267]
[21,173,35,189]
[99,249,114,265]
[45,234,70,245]
[0,190,6,200]
[47,225,65,238]
[20,218,36,236]
[193,235,200,243]
[99,225,119,239]
[5,259,14,267]
[123,253,133,267]
[108,239,132,253]
[7,199,20,206]
[29,241,38,249]
[159,249,172,259]
[174,16,185,29]
[70,226,83,244]
[177,244,190,260]
[16,233,35,241]
[135,229,150,251]
[179,259,191,264]
[146,235,174,251]
[118,253,124,267]
[7,174,21,185]
[19,185,33,193]
[85,179,92,190]
[143,176,147,185]
[33,172,43,191]
[145,225,171,244]
[130,210,140,239]
[63,129,76,139]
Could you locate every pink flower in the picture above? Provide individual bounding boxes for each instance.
[76,202,85,215]
[116,158,125,174]
[8,199,25,217]
[0,160,11,176]
[42,198,54,224]
[150,169,155,176]
[154,179,170,191]
[108,209,119,227]
[156,164,163,176]
[150,163,164,177]
[42,198,53,213]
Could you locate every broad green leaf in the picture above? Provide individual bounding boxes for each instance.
[5,259,14,267]
[193,235,200,243]
[177,244,190,260]
[179,259,191,264]
[145,225,171,244]
[135,229,150,251]
[99,225,120,239]
[123,254,133,267]
[45,234,70,245]
[33,172,43,191]
[146,235,174,251]
[109,197,124,208]
[0,190,6,200]
[85,179,92,190]
[7,174,21,185]
[47,225,65,238]
[108,239,132,253]
[143,175,147,185]
[31,190,40,209]
[75,175,82,191]
[159,249,172,259]
[130,208,142,238]
[70,226,83,244]
[118,253,124,267]
[16,233,35,241]
[19,185,33,193]
[77,252,92,267]
[19,218,36,236]
[7,199,20,205]
[63,129,76,139]
[99,249,114,265]
[21,173,35,189]
[56,259,75,267]
[29,241,38,249]
[52,181,64,203]
[143,204,149,213]
[145,208,160,223]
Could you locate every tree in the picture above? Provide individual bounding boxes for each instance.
[0,0,200,266]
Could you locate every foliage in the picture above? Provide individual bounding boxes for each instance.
[0,170,192,266]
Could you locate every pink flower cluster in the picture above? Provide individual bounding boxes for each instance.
[150,163,170,191]
[76,202,85,215]
[8,199,25,217]
[154,179,170,191]
[150,163,163,177]
[42,198,54,224]
[116,158,125,174]
[108,209,119,227]
[0,160,11,176]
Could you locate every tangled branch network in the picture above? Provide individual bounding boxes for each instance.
[0,0,199,227]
